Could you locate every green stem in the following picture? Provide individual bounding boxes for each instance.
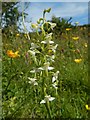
[42,73,52,119]
[22,11,30,41]
[45,102,52,119]
[43,11,45,24]
[42,76,45,98]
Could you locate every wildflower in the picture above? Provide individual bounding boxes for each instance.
[52,71,59,83]
[7,50,20,58]
[30,68,41,73]
[28,77,38,86]
[52,71,59,89]
[28,49,40,64]
[41,40,54,44]
[52,82,58,89]
[38,64,54,71]
[48,44,58,53]
[40,95,55,104]
[41,33,54,44]
[72,37,79,40]
[84,43,87,48]
[66,28,71,31]
[30,43,39,50]
[48,49,53,54]
[85,104,90,110]
[48,49,55,56]
[43,62,54,70]
[45,33,53,40]
[16,33,20,37]
[74,59,82,63]
[48,22,56,30]
[30,62,54,74]
[46,54,55,62]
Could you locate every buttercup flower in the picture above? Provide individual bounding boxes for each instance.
[72,37,79,40]
[85,104,90,110]
[7,50,20,58]
[16,33,20,37]
[74,59,82,63]
[66,28,71,31]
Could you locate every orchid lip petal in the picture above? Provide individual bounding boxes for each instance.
[48,67,54,70]
[49,97,55,101]
[40,100,46,104]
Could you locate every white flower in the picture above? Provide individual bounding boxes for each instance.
[48,67,54,70]
[45,33,53,40]
[46,55,55,62]
[41,33,54,44]
[28,77,38,86]
[49,44,58,53]
[28,50,35,56]
[28,49,40,64]
[38,62,54,72]
[30,68,41,73]
[52,71,59,89]
[40,95,55,104]
[43,62,54,71]
[38,67,44,71]
[40,100,46,104]
[30,43,39,50]
[48,22,56,30]
[52,71,59,83]
[52,82,58,89]
[51,55,55,59]
[41,40,54,44]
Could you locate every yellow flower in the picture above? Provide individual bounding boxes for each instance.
[72,37,79,40]
[48,49,53,55]
[74,59,82,63]
[16,33,20,37]
[85,104,90,110]
[66,28,71,31]
[7,50,20,58]
[84,43,87,48]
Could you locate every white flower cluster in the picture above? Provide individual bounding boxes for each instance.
[27,8,59,105]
